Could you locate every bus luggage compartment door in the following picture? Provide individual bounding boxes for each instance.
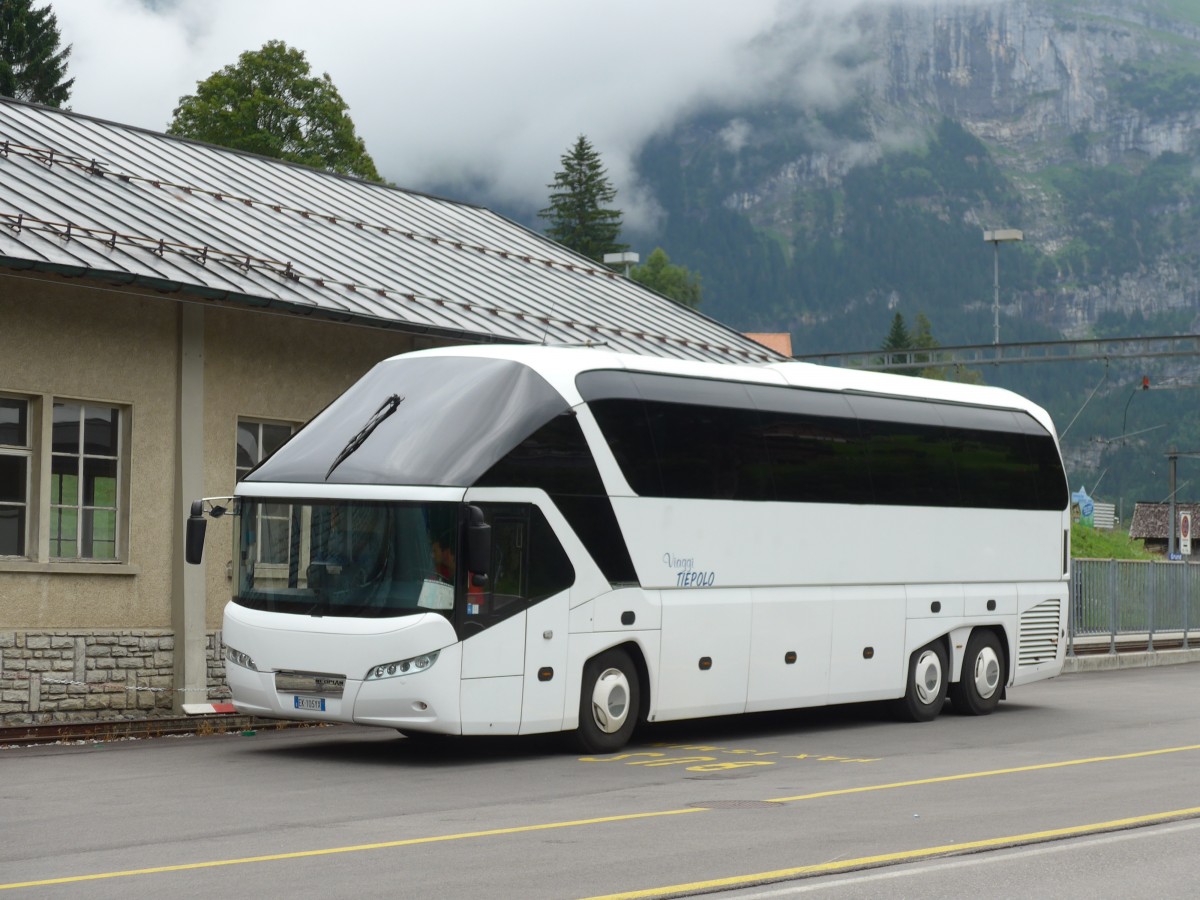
[655,587,752,721]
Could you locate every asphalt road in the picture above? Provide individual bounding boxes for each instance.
[3,664,1199,899]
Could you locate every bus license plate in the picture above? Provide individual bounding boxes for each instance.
[294,696,326,712]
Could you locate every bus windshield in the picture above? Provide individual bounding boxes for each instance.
[232,499,460,619]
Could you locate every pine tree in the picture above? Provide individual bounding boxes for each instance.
[879,312,913,375]
[539,135,628,262]
[0,0,73,107]
[882,312,911,350]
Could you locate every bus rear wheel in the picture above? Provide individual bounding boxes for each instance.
[895,640,947,722]
[573,649,640,754]
[949,629,1005,716]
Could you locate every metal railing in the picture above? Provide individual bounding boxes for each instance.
[1069,558,1200,655]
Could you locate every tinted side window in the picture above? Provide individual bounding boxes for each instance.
[850,395,958,507]
[748,385,869,504]
[580,371,1067,512]
[1014,413,1069,511]
[475,413,605,495]
[642,401,773,500]
[459,504,574,638]
[551,495,639,585]
[586,398,662,496]
[475,413,639,586]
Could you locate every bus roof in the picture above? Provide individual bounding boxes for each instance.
[399,343,1058,436]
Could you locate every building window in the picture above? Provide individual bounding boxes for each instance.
[50,402,121,560]
[236,420,293,482]
[0,396,30,557]
[237,420,295,565]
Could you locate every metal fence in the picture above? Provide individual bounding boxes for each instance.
[1069,558,1200,655]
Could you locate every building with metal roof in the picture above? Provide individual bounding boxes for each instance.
[0,96,779,726]
[0,98,775,364]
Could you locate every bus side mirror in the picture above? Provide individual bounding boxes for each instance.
[466,505,491,584]
[186,500,207,565]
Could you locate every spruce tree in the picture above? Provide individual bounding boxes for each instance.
[882,312,912,352]
[539,135,628,262]
[880,312,912,374]
[0,0,73,107]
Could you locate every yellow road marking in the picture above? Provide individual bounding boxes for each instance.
[5,742,1199,891]
[0,809,705,890]
[766,742,1200,803]
[579,805,1200,899]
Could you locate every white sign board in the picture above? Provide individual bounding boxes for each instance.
[1181,512,1192,557]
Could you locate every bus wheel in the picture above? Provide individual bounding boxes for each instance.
[574,649,640,754]
[949,630,1005,716]
[895,640,947,722]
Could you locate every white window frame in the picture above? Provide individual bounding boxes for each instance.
[0,393,131,567]
[49,401,123,561]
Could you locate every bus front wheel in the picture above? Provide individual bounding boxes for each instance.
[949,629,1005,716]
[574,649,640,754]
[895,640,947,722]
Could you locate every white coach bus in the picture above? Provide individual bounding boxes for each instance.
[186,345,1070,752]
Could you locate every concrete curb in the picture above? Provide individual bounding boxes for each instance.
[1063,648,1200,673]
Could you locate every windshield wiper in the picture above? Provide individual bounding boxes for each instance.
[325,394,404,481]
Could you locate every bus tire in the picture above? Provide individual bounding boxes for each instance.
[949,629,1005,716]
[895,640,947,722]
[573,649,640,754]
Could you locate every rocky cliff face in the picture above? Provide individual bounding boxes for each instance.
[726,0,1200,336]
[873,1,1200,164]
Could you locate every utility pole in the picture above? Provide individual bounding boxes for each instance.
[1169,449,1177,558]
[1165,450,1200,558]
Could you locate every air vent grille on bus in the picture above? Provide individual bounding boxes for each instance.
[1018,598,1061,667]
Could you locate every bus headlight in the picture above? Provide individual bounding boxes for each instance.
[365,650,440,681]
[225,645,258,671]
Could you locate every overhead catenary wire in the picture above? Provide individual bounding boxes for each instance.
[1060,358,1108,438]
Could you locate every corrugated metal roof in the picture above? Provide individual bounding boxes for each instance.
[0,98,779,364]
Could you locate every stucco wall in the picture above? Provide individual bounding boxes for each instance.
[0,272,451,722]
[0,275,177,628]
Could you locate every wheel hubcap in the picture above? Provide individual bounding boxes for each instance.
[973,646,1001,699]
[591,667,630,734]
[914,649,943,706]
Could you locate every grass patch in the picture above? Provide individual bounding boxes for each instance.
[1071,522,1155,560]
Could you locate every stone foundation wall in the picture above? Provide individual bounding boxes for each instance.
[0,630,229,726]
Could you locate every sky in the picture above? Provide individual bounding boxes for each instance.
[50,0,946,232]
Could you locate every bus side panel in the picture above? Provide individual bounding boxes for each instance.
[461,611,526,678]
[655,588,752,721]
[520,592,570,735]
[613,500,1062,590]
[460,675,523,735]
[827,585,907,703]
[745,586,832,713]
[460,612,527,735]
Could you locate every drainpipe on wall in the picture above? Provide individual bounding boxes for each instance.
[173,304,207,711]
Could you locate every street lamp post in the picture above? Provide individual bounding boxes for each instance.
[983,229,1023,348]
